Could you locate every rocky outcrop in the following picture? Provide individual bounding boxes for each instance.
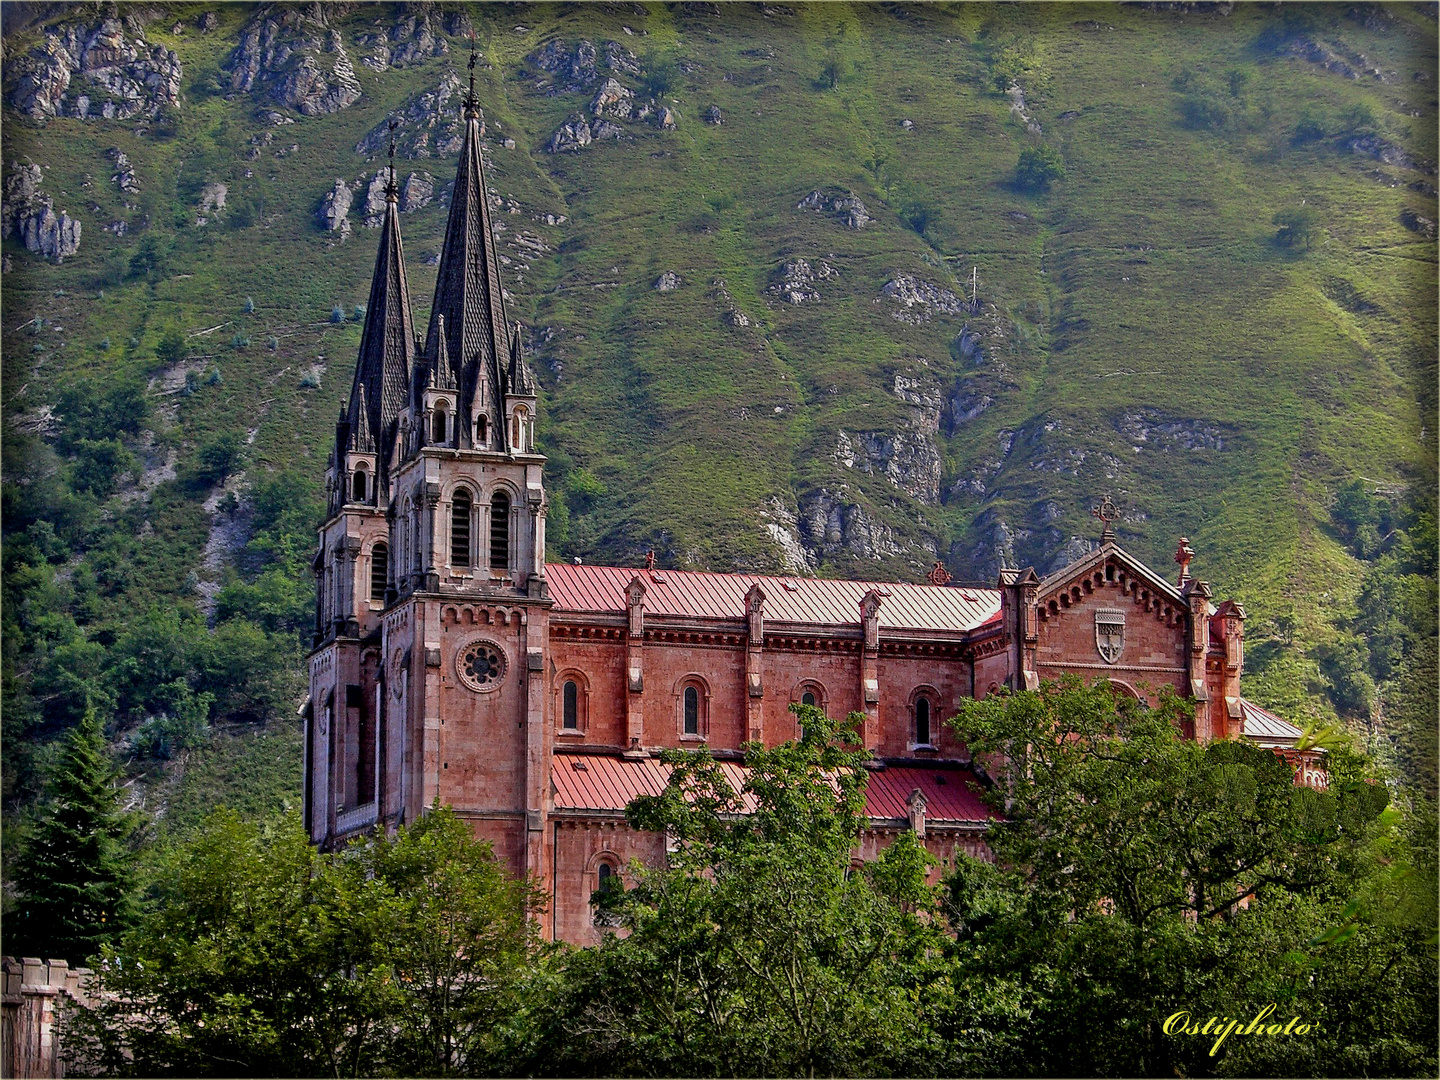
[1006,82,1041,133]
[760,497,813,574]
[1282,36,1384,80]
[547,115,594,153]
[317,178,352,238]
[766,258,837,304]
[589,77,635,118]
[892,373,944,434]
[9,16,182,120]
[655,271,681,292]
[360,171,389,227]
[357,4,449,72]
[108,147,139,193]
[796,187,870,229]
[1117,410,1229,453]
[528,38,639,94]
[834,429,942,504]
[797,488,902,561]
[401,172,433,212]
[198,11,219,33]
[880,274,972,324]
[1401,207,1437,240]
[1345,133,1420,171]
[225,6,361,117]
[356,72,472,160]
[195,182,227,226]
[2,162,81,262]
[704,104,723,124]
[711,278,752,327]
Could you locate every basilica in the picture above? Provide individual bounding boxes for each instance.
[305,76,1324,945]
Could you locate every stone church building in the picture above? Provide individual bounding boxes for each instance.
[305,80,1323,944]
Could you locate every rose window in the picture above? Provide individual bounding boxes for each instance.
[457,640,506,692]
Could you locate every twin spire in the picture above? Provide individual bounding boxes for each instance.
[338,46,536,492]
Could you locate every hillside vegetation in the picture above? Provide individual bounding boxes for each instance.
[2,3,1435,832]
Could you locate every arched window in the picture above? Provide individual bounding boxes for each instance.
[683,685,699,735]
[432,407,447,444]
[511,407,528,452]
[370,542,388,602]
[489,492,510,569]
[597,861,617,894]
[476,414,488,444]
[562,680,578,729]
[801,690,817,708]
[451,490,472,569]
[351,465,368,502]
[593,860,622,927]
[916,696,932,747]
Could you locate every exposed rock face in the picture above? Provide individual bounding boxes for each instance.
[1117,410,1229,452]
[1401,207,1437,239]
[317,178,352,237]
[881,273,971,323]
[1282,36,1383,80]
[1346,133,1419,171]
[589,77,635,118]
[892,373,944,434]
[704,104,723,124]
[528,38,638,94]
[356,72,471,159]
[2,162,82,261]
[656,106,678,130]
[1006,82,1041,133]
[761,497,814,573]
[9,17,182,120]
[108,147,139,193]
[834,429,942,504]
[358,4,449,71]
[796,187,870,228]
[797,488,902,561]
[655,271,681,292]
[711,278,752,327]
[401,172,433,212]
[198,11,219,32]
[360,171,389,226]
[195,182,227,226]
[766,258,837,304]
[546,115,594,153]
[226,6,361,117]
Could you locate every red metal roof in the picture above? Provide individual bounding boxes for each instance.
[1240,699,1304,745]
[552,754,994,824]
[546,563,1001,633]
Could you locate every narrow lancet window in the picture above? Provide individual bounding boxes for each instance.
[916,697,931,746]
[684,686,699,735]
[433,408,447,444]
[563,680,578,729]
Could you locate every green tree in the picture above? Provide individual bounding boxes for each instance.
[8,708,138,962]
[1013,144,1065,192]
[529,706,953,1077]
[1273,205,1320,249]
[153,327,187,367]
[60,807,542,1078]
[945,679,1435,1077]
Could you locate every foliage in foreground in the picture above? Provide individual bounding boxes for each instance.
[60,806,543,1078]
[945,679,1439,1078]
[53,691,1438,1078]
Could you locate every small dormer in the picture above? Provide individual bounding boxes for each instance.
[507,401,534,454]
[345,454,377,504]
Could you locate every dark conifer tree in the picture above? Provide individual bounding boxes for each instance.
[9,709,138,962]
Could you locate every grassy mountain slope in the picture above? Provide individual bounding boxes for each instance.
[2,2,1435,824]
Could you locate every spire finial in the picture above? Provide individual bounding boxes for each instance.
[385,120,399,202]
[464,34,480,118]
[1091,495,1119,543]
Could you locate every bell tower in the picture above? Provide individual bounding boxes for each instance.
[312,48,552,881]
[307,146,416,845]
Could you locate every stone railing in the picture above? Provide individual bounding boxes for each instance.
[2,957,94,1079]
[335,800,378,835]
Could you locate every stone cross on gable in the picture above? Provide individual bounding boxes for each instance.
[1091,495,1119,543]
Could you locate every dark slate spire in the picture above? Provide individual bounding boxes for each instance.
[507,322,535,397]
[420,46,512,449]
[349,382,375,453]
[431,314,457,391]
[344,138,415,481]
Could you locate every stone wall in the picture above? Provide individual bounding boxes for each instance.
[1,957,93,1079]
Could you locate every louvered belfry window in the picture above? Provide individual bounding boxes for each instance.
[451,491,472,568]
[490,492,510,569]
[370,542,388,602]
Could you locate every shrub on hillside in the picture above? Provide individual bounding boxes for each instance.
[1013,144,1065,192]
[1273,205,1320,249]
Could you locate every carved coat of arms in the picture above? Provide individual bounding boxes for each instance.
[1095,608,1126,664]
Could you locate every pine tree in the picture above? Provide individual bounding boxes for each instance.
[10,709,138,962]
